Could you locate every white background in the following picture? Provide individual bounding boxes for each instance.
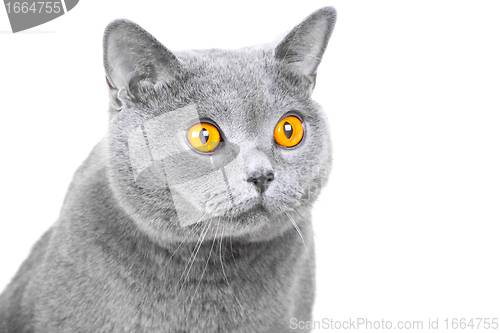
[1,1,499,331]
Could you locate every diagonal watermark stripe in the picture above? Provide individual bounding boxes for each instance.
[128,105,243,227]
[3,0,79,33]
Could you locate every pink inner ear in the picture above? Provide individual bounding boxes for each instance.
[106,77,115,90]
[311,73,317,84]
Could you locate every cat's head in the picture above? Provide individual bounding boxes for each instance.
[103,7,336,244]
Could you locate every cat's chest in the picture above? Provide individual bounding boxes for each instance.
[105,233,305,332]
[34,224,307,332]
[101,274,290,333]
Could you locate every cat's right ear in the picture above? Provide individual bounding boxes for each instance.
[103,19,181,110]
[274,7,336,90]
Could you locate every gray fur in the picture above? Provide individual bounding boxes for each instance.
[0,7,336,332]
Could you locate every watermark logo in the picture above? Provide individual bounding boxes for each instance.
[3,0,79,33]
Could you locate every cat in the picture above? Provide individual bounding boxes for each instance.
[0,6,336,333]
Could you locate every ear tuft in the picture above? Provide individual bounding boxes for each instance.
[103,19,181,106]
[274,7,336,85]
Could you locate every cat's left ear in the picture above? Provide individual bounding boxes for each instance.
[103,19,181,109]
[274,7,336,88]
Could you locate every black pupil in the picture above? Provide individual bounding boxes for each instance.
[284,121,293,139]
[200,128,210,144]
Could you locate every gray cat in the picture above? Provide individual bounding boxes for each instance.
[0,7,336,333]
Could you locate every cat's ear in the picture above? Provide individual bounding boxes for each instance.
[274,7,336,88]
[103,19,181,109]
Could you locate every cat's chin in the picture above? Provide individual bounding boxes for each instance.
[220,199,299,241]
[228,195,296,221]
[229,198,281,221]
[231,196,265,215]
[230,208,296,242]
[235,203,268,221]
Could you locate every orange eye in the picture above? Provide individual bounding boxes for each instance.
[274,115,304,147]
[187,122,221,152]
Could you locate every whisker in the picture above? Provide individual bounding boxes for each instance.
[196,211,208,223]
[220,223,244,311]
[167,221,206,264]
[314,198,325,204]
[188,219,219,312]
[219,226,229,285]
[228,216,240,270]
[298,190,325,205]
[285,211,315,291]
[176,220,211,291]
[275,214,288,253]
[174,223,206,291]
[292,207,319,242]
[180,220,212,292]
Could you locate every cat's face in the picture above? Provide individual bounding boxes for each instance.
[103,8,336,244]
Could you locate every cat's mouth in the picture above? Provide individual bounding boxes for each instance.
[232,196,265,216]
[230,200,271,228]
[202,194,273,221]
[229,195,287,219]
[198,185,298,223]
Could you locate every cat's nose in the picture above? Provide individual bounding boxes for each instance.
[247,172,275,193]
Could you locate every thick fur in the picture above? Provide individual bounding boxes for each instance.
[0,7,336,332]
